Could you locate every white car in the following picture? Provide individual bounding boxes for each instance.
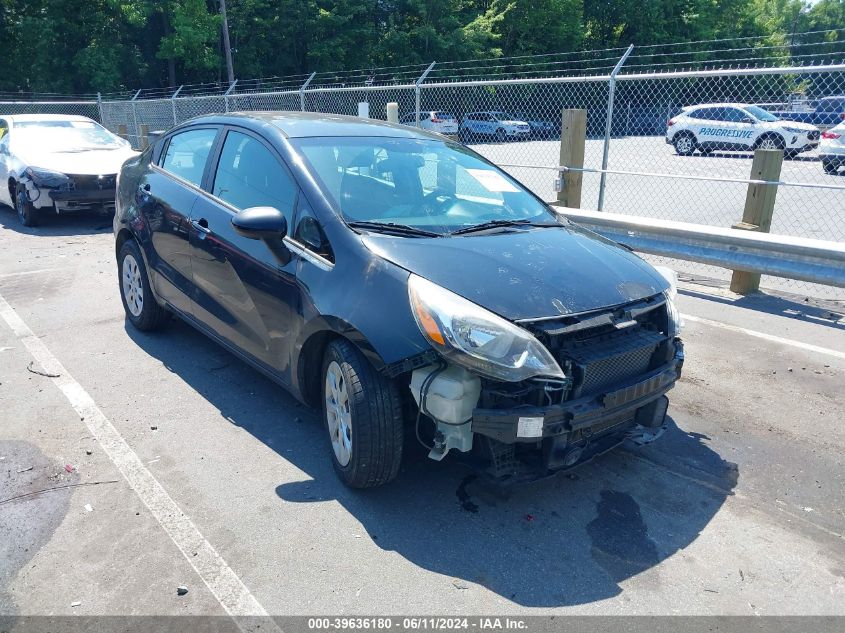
[399,111,459,135]
[820,121,845,175]
[666,103,820,158]
[0,114,137,226]
[460,111,531,142]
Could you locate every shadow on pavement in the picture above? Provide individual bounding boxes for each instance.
[679,286,844,330]
[0,205,113,237]
[125,317,737,607]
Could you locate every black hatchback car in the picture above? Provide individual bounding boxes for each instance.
[114,112,683,488]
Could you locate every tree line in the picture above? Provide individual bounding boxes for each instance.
[0,0,842,95]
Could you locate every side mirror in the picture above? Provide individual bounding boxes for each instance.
[232,206,288,240]
[231,206,291,265]
[741,117,755,124]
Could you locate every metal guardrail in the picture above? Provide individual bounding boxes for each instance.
[553,206,845,288]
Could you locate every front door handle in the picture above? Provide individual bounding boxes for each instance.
[191,219,212,235]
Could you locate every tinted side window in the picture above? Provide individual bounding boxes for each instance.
[688,108,708,120]
[212,130,296,220]
[161,128,217,186]
[724,108,747,122]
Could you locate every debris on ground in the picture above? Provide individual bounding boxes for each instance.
[84,504,93,512]
[451,579,469,590]
[177,586,188,596]
[70,601,81,607]
[26,361,60,378]
[16,466,33,473]
[64,464,75,473]
[85,449,93,456]
[150,426,158,431]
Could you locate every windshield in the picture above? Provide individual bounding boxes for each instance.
[294,137,556,236]
[744,105,779,122]
[15,120,126,151]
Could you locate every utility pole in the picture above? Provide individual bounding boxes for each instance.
[220,0,235,84]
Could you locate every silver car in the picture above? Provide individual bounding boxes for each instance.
[820,121,845,174]
[0,114,136,226]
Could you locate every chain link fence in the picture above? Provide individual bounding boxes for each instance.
[3,37,844,299]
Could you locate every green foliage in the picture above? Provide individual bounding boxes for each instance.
[0,0,840,93]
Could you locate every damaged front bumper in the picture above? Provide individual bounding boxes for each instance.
[469,342,683,480]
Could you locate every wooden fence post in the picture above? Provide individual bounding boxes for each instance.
[557,109,587,208]
[729,148,783,294]
[139,124,150,150]
[117,124,128,141]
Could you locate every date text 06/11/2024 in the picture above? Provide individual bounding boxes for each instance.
[306,618,529,630]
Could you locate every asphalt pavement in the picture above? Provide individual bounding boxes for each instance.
[0,210,843,617]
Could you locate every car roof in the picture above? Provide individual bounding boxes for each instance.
[1,114,96,123]
[682,103,749,111]
[181,111,447,141]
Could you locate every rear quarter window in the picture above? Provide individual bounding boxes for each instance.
[160,128,218,187]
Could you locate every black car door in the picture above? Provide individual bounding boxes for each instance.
[187,127,301,376]
[142,126,220,315]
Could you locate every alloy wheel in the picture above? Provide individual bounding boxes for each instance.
[122,253,144,317]
[325,360,353,466]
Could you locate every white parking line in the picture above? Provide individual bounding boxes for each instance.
[682,313,845,360]
[0,267,63,278]
[0,291,270,620]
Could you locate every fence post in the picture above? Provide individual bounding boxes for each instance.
[139,124,150,150]
[386,102,399,123]
[300,72,316,112]
[129,89,141,148]
[117,124,128,140]
[415,62,436,127]
[96,92,104,123]
[171,85,183,126]
[729,148,784,294]
[597,44,634,211]
[223,79,238,113]
[557,109,587,208]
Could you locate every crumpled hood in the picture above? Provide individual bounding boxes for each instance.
[362,225,669,321]
[14,147,137,176]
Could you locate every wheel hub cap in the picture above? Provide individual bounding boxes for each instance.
[122,254,144,317]
[325,361,352,467]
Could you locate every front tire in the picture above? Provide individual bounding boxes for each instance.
[673,133,696,156]
[15,182,38,227]
[118,239,169,331]
[322,339,404,488]
[756,134,785,152]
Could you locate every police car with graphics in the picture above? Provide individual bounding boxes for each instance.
[666,103,820,158]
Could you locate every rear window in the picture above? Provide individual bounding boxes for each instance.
[433,112,456,120]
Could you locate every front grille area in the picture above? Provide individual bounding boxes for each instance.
[557,327,666,396]
[66,174,117,191]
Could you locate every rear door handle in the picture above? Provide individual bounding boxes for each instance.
[191,219,212,235]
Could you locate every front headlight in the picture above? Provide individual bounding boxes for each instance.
[408,274,565,382]
[25,167,70,188]
[654,265,682,336]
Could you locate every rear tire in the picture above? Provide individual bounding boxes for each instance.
[673,133,696,156]
[118,239,169,331]
[15,182,38,227]
[322,338,404,488]
[495,127,506,142]
[823,160,839,174]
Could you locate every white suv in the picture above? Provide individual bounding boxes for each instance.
[666,103,820,158]
[399,111,459,135]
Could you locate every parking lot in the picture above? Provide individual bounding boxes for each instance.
[1,210,844,616]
